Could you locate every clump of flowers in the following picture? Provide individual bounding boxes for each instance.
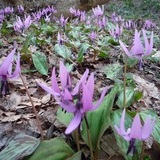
[37,62,107,134]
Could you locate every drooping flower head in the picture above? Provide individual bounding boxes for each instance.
[114,109,155,155]
[37,62,108,134]
[119,29,153,70]
[0,48,20,97]
[14,15,32,33]
[109,24,123,39]
[92,5,104,18]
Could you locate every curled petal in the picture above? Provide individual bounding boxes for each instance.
[65,110,82,134]
[8,52,21,78]
[72,69,89,95]
[0,48,16,75]
[129,114,142,139]
[37,81,59,96]
[51,67,60,93]
[141,116,156,140]
[92,87,108,110]
[82,84,93,112]
[119,40,132,57]
[60,61,69,88]
[86,72,94,98]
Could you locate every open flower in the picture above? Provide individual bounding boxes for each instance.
[119,29,153,70]
[37,62,108,134]
[114,109,155,155]
[109,24,123,39]
[92,5,104,18]
[0,48,20,96]
[14,15,32,33]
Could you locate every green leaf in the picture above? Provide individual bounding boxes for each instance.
[32,51,48,75]
[111,109,142,160]
[103,63,123,80]
[139,110,160,144]
[81,87,118,150]
[116,87,135,108]
[1,21,13,35]
[108,38,119,45]
[21,33,34,54]
[77,43,90,63]
[54,44,71,60]
[27,137,80,160]
[56,108,73,127]
[0,133,40,160]
[67,151,82,160]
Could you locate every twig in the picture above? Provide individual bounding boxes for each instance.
[20,74,44,139]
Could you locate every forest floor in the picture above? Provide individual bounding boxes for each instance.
[0,0,160,160]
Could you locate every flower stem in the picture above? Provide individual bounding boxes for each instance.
[140,141,145,160]
[84,115,94,160]
[75,128,80,151]
[123,56,127,108]
[20,74,44,139]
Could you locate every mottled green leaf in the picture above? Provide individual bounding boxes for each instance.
[56,108,73,127]
[116,87,135,108]
[103,63,123,80]
[27,137,80,160]
[54,44,71,60]
[0,133,40,160]
[32,51,48,75]
[77,43,90,63]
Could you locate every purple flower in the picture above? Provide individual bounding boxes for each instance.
[70,7,81,17]
[114,109,155,155]
[109,24,123,39]
[115,109,155,141]
[37,62,108,134]
[143,20,156,30]
[92,5,104,18]
[0,14,4,23]
[37,61,89,98]
[98,16,107,28]
[80,11,86,22]
[119,29,153,70]
[59,14,69,28]
[17,5,24,13]
[89,31,97,42]
[0,48,20,97]
[32,11,42,21]
[4,6,14,15]
[64,73,107,134]
[57,32,64,45]
[14,15,32,33]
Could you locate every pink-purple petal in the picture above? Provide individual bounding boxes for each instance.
[60,61,68,88]
[0,48,16,75]
[141,116,155,140]
[119,40,132,57]
[65,110,82,134]
[51,67,60,93]
[129,114,142,139]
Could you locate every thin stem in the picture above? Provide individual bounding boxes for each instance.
[20,74,44,139]
[123,56,127,108]
[75,128,80,151]
[84,115,94,160]
[94,147,98,160]
[140,141,145,160]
